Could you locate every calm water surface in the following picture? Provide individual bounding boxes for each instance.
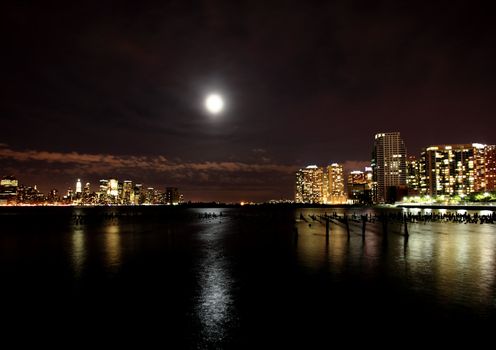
[1,206,495,346]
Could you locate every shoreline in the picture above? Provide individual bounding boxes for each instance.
[396,203,496,210]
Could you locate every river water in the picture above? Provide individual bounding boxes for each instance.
[0,206,495,346]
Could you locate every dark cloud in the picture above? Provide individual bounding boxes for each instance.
[0,144,297,201]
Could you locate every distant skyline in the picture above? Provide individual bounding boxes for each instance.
[1,1,495,201]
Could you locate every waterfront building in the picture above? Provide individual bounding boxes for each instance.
[420,143,486,197]
[134,184,143,204]
[486,145,496,191]
[123,180,133,204]
[109,179,119,197]
[99,179,109,194]
[295,165,324,204]
[325,163,346,204]
[83,182,90,195]
[347,168,372,204]
[47,189,59,203]
[406,156,423,195]
[0,175,19,204]
[371,132,407,203]
[145,187,154,204]
[76,179,82,194]
[165,187,182,205]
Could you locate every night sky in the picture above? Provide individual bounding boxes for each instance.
[1,0,495,202]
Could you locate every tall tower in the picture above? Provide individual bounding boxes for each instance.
[123,180,133,204]
[295,165,324,204]
[76,179,82,193]
[485,145,496,191]
[326,163,346,204]
[371,132,407,203]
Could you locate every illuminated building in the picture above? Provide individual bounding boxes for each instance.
[347,168,372,204]
[84,182,90,195]
[122,180,133,204]
[325,163,346,204]
[165,187,182,205]
[145,187,155,204]
[295,165,324,204]
[406,156,423,195]
[486,145,496,191]
[134,184,143,204]
[98,179,109,204]
[420,143,486,196]
[76,179,82,194]
[473,144,487,192]
[99,179,108,194]
[371,132,407,203]
[0,175,19,204]
[0,175,185,206]
[109,179,119,197]
[47,189,59,203]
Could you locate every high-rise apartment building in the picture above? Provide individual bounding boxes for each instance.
[485,145,496,191]
[295,165,324,204]
[325,163,346,204]
[420,143,489,196]
[406,156,423,195]
[371,132,407,203]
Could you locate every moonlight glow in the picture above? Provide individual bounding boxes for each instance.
[205,94,224,114]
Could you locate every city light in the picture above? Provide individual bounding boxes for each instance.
[0,175,183,206]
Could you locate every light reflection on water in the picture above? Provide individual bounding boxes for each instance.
[104,224,122,273]
[71,227,86,277]
[295,208,496,313]
[193,209,237,346]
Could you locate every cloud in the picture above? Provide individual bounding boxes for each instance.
[0,144,296,175]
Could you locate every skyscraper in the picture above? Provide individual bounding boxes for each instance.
[83,182,90,195]
[295,165,324,204]
[133,183,143,205]
[76,179,82,193]
[406,156,422,195]
[109,179,119,197]
[123,180,133,204]
[325,163,346,204]
[0,175,19,204]
[485,145,496,191]
[371,132,407,203]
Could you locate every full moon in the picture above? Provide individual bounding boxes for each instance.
[205,94,224,115]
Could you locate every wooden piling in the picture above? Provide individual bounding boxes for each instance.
[404,215,409,237]
[345,215,350,239]
[382,214,388,242]
[325,217,330,240]
[361,215,366,240]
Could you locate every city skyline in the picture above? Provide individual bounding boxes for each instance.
[2,1,496,202]
[3,131,495,204]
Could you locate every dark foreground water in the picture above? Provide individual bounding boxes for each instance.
[1,206,495,346]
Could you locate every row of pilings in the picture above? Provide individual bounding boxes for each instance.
[298,210,496,242]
